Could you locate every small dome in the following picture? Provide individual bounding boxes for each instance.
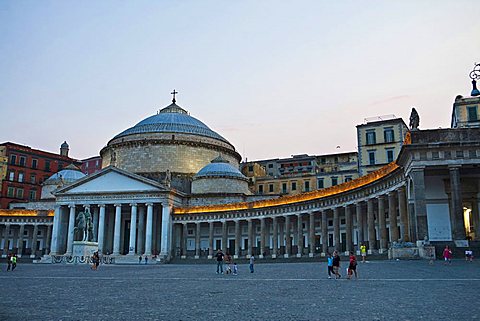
[44,164,86,185]
[113,103,229,143]
[61,141,69,148]
[194,156,247,180]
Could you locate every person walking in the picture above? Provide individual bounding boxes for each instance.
[347,251,358,279]
[327,253,334,279]
[6,253,11,271]
[232,262,238,275]
[249,255,255,273]
[138,256,142,264]
[443,245,452,265]
[360,243,367,263]
[215,249,224,274]
[332,251,341,279]
[145,256,148,265]
[11,254,17,271]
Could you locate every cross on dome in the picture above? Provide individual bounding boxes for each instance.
[171,89,178,103]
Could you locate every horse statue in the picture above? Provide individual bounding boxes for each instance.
[74,209,94,242]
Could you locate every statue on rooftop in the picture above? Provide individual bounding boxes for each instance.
[409,107,420,130]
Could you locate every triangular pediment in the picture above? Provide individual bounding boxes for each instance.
[55,166,167,195]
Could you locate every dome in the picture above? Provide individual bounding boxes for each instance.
[61,141,69,148]
[44,164,86,185]
[113,103,229,143]
[194,156,247,180]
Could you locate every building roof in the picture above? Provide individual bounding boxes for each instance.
[113,103,229,143]
[195,156,247,180]
[43,164,86,185]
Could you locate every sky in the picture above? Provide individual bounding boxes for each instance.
[1,1,479,162]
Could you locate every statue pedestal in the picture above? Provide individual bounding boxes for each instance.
[73,241,98,258]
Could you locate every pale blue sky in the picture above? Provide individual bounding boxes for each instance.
[1,1,479,161]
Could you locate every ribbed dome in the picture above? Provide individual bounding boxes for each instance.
[194,156,247,180]
[44,164,86,185]
[113,103,229,143]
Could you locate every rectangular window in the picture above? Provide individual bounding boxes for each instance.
[30,175,36,184]
[258,185,264,194]
[345,176,352,182]
[8,171,15,181]
[368,151,376,165]
[304,181,310,192]
[366,131,376,145]
[45,160,51,171]
[32,159,38,169]
[19,156,26,166]
[317,179,324,189]
[331,177,338,186]
[85,162,89,168]
[386,149,394,163]
[467,106,478,122]
[58,163,63,170]
[384,128,395,143]
[248,165,253,172]
[29,190,36,201]
[10,154,16,165]
[291,182,297,191]
[268,164,273,168]
[269,184,274,193]
[16,188,24,198]
[95,160,99,166]
[7,187,14,197]
[282,183,287,194]
[18,172,24,183]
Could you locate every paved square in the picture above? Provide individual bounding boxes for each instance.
[0,259,479,321]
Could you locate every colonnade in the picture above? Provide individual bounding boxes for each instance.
[174,188,410,258]
[0,222,52,258]
[51,202,171,257]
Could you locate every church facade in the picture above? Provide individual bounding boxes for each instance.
[1,85,480,262]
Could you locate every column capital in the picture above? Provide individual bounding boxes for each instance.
[98,204,106,208]
[114,203,122,208]
[448,164,461,170]
[146,202,154,207]
[83,204,90,209]
[130,203,138,207]
[68,203,75,209]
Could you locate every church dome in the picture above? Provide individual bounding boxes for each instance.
[194,156,247,180]
[113,103,229,143]
[41,164,86,199]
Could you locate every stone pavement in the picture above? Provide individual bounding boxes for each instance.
[0,259,479,321]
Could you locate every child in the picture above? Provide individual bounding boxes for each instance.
[443,245,452,265]
[465,249,473,262]
[233,262,238,275]
[327,253,334,279]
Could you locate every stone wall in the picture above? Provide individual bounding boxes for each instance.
[192,177,251,195]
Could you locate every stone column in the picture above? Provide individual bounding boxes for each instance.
[128,203,137,255]
[92,206,99,242]
[410,167,428,241]
[160,203,172,259]
[145,203,153,256]
[234,220,241,259]
[333,207,340,252]
[355,203,364,254]
[297,214,303,257]
[247,219,253,257]
[66,204,76,255]
[195,222,201,259]
[30,224,38,258]
[309,212,315,257]
[367,199,377,251]
[137,205,145,255]
[284,215,291,258]
[2,223,10,256]
[113,204,122,255]
[378,195,387,253]
[345,205,353,254]
[181,223,188,258]
[260,218,266,258]
[321,210,328,255]
[449,166,466,240]
[222,220,228,254]
[45,225,52,255]
[398,187,409,242]
[97,205,106,254]
[17,225,25,257]
[272,217,278,258]
[50,206,61,255]
[208,221,214,259]
[388,192,399,243]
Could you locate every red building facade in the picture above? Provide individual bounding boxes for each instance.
[0,142,81,209]
[80,156,102,175]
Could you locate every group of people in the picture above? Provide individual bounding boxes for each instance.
[6,253,17,271]
[138,255,149,264]
[443,245,474,264]
[214,249,240,275]
[327,251,358,280]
